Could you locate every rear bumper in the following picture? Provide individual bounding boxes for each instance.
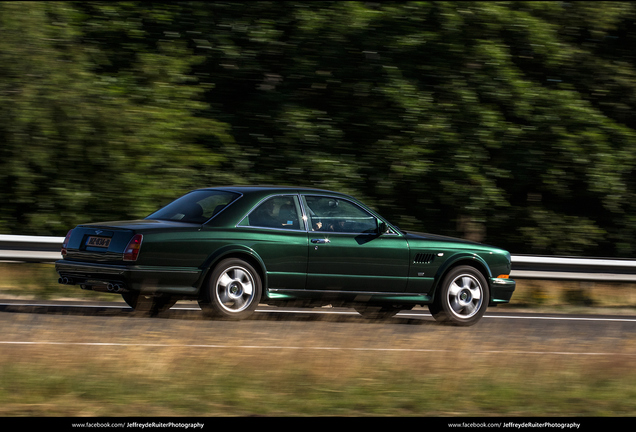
[55,260,202,296]
[489,277,516,305]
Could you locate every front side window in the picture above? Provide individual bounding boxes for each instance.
[241,195,304,230]
[302,196,378,233]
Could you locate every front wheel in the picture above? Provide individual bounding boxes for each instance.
[429,266,489,326]
[199,258,262,319]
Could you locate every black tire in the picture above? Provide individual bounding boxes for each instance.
[150,295,178,314]
[121,291,140,309]
[198,258,262,319]
[429,266,489,326]
[121,292,177,316]
[354,304,411,319]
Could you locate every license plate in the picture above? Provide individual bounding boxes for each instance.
[86,236,111,248]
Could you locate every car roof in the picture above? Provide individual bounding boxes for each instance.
[196,185,352,197]
[188,186,366,227]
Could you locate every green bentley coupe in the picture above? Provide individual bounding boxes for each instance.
[56,186,515,326]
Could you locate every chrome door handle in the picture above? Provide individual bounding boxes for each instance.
[311,238,331,244]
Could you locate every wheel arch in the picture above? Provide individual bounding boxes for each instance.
[430,254,492,301]
[197,245,268,294]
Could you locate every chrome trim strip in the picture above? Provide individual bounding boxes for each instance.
[236,226,308,233]
[233,191,401,236]
[297,192,310,233]
[134,267,200,274]
[269,288,428,297]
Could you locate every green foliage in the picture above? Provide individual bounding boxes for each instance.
[0,2,235,234]
[2,1,636,256]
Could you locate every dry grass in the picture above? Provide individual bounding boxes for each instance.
[1,336,635,416]
[500,278,636,314]
[2,262,636,416]
[1,313,636,417]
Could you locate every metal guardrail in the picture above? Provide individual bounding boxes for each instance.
[2,234,636,282]
[0,234,65,263]
[511,255,636,282]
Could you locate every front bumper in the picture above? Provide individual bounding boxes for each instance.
[489,277,516,305]
[55,260,202,296]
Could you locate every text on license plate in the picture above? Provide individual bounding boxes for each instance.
[87,236,111,248]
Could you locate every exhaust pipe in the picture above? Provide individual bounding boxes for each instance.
[107,283,128,293]
[58,277,73,285]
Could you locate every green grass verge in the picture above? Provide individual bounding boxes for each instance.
[2,262,636,417]
[1,346,636,416]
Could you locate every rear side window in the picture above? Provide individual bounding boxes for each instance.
[147,190,240,224]
[240,195,304,230]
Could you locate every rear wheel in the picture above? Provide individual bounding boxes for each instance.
[429,266,489,326]
[199,258,262,319]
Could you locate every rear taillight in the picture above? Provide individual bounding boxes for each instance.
[123,234,143,261]
[61,229,73,257]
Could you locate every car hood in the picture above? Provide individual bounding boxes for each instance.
[403,231,509,254]
[403,231,483,246]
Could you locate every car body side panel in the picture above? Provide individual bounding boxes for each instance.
[306,233,409,292]
[55,186,515,319]
[403,232,513,302]
[198,227,309,291]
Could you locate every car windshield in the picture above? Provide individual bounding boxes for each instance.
[146,190,240,224]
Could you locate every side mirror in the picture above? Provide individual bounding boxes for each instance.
[378,221,388,235]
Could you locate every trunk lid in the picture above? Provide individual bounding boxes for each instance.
[64,219,200,263]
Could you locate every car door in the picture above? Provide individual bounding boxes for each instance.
[302,195,409,292]
[236,194,308,290]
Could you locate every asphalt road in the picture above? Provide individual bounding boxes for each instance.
[1,299,635,357]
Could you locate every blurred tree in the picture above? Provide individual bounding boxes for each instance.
[0,2,235,235]
[174,1,636,255]
[2,1,636,257]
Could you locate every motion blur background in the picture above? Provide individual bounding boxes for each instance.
[2,1,636,258]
